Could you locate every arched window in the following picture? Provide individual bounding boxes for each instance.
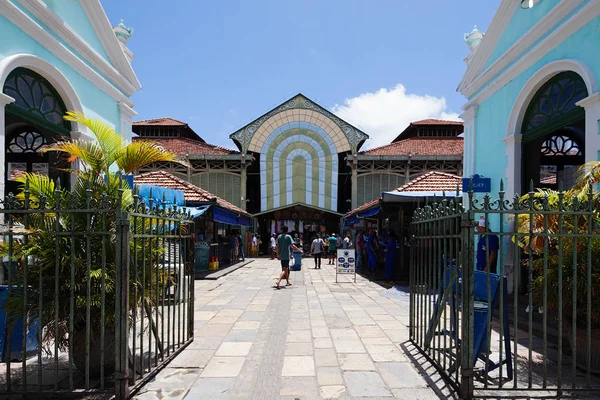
[522,71,588,141]
[3,68,69,129]
[7,130,46,154]
[540,134,582,157]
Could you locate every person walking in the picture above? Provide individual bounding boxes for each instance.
[238,232,245,262]
[327,233,338,265]
[342,233,352,249]
[310,235,325,269]
[476,217,499,274]
[270,234,277,259]
[231,233,239,263]
[366,229,378,275]
[276,226,300,289]
[252,233,259,257]
[384,231,397,282]
[355,231,364,269]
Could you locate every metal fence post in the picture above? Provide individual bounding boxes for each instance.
[115,207,131,400]
[460,209,475,399]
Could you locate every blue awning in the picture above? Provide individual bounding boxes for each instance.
[182,205,211,219]
[213,207,251,227]
[138,185,185,206]
[345,216,360,226]
[358,206,381,218]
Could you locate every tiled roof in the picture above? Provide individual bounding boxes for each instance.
[393,171,462,193]
[411,119,463,126]
[345,171,462,217]
[133,117,187,126]
[360,137,463,156]
[132,137,239,156]
[344,198,380,218]
[134,171,250,216]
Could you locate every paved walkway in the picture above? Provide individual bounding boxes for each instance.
[134,258,455,400]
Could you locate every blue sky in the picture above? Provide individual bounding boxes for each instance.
[102,0,500,148]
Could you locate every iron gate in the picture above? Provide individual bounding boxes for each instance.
[0,181,194,399]
[410,183,600,399]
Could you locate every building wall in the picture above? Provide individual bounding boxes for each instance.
[0,14,122,132]
[470,12,600,196]
[357,173,406,206]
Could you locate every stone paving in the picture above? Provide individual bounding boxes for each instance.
[133,258,456,400]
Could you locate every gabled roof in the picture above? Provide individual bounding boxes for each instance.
[345,172,462,217]
[134,171,249,216]
[360,137,463,157]
[132,137,239,156]
[133,117,188,126]
[392,119,464,143]
[229,93,369,153]
[392,171,462,193]
[132,117,205,142]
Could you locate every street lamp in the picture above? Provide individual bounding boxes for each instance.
[521,0,541,9]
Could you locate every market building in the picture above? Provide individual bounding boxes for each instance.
[0,1,140,198]
[459,0,600,199]
[134,170,252,271]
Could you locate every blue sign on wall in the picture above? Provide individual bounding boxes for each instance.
[462,174,491,193]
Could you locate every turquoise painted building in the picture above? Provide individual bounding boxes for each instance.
[459,0,600,292]
[0,0,140,197]
[459,0,600,198]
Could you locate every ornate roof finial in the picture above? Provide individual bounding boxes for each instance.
[464,25,484,52]
[113,19,134,45]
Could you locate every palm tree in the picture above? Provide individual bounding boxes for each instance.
[2,112,186,374]
[577,161,600,189]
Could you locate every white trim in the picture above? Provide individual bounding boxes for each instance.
[463,1,600,110]
[0,54,86,134]
[0,1,134,107]
[503,134,522,199]
[118,101,136,143]
[458,0,519,92]
[576,92,600,109]
[0,93,15,106]
[459,0,585,97]
[17,0,140,96]
[78,0,141,92]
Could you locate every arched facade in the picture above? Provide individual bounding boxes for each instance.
[230,94,369,214]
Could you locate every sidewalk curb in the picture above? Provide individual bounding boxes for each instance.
[196,259,255,280]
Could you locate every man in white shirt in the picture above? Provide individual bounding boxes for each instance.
[310,235,325,269]
[270,234,277,259]
[342,234,352,249]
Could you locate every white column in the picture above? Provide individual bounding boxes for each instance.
[0,93,15,202]
[503,133,522,200]
[460,105,477,206]
[576,92,600,163]
[118,101,137,143]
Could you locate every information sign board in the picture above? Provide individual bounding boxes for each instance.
[336,249,356,283]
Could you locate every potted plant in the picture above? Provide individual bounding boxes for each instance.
[2,112,184,375]
[514,181,600,373]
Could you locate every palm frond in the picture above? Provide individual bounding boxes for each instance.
[576,161,600,188]
[43,140,107,174]
[115,140,183,174]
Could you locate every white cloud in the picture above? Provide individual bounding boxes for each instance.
[331,84,461,149]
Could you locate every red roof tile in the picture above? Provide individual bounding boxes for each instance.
[345,171,462,217]
[411,119,463,126]
[133,137,239,156]
[360,137,463,156]
[134,171,249,216]
[133,117,187,126]
[393,171,462,193]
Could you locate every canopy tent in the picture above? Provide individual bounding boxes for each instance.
[213,207,251,227]
[357,206,381,218]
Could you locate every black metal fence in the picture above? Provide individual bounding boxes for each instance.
[0,182,194,399]
[410,183,600,399]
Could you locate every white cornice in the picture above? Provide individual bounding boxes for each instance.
[118,101,137,119]
[0,0,134,107]
[0,93,15,106]
[79,1,141,92]
[458,0,519,93]
[576,92,600,109]
[463,1,600,111]
[17,0,139,97]
[460,0,586,98]
[459,105,478,122]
